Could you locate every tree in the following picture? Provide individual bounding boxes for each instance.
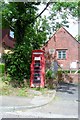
[47,2,78,36]
[2,2,49,84]
[2,2,39,44]
[75,35,80,41]
[2,2,79,42]
[2,2,51,43]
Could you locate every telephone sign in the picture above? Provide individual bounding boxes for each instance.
[34,57,41,60]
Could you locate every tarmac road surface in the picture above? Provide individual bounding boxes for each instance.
[1,82,79,118]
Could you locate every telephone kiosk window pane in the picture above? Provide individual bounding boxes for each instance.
[34,73,41,77]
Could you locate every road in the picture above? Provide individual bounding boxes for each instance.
[1,82,78,118]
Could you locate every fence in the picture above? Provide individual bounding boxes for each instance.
[57,64,80,83]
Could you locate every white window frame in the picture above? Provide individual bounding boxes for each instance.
[57,50,66,59]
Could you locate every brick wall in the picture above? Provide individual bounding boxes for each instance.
[68,73,80,83]
[43,27,80,70]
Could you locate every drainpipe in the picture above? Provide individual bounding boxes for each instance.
[54,34,57,59]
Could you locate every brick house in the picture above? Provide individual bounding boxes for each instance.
[42,27,80,71]
[0,29,15,62]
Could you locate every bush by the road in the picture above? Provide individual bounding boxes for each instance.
[0,63,5,73]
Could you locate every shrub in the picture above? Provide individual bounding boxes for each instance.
[2,74,11,82]
[0,63,5,74]
[2,44,32,84]
[46,69,58,89]
[46,69,53,79]
[57,70,63,82]
[78,70,80,73]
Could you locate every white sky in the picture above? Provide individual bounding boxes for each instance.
[65,19,78,37]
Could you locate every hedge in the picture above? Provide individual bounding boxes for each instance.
[58,70,80,73]
[0,63,5,73]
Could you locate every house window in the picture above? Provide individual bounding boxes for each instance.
[57,50,66,59]
[10,30,14,38]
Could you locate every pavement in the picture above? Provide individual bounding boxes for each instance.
[0,89,56,112]
[0,82,79,118]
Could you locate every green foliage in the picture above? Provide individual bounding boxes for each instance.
[46,69,53,79]
[48,2,78,34]
[0,63,5,73]
[78,70,80,73]
[0,79,28,96]
[78,1,80,18]
[33,17,49,47]
[63,70,80,73]
[46,69,57,89]
[18,87,28,97]
[0,78,50,96]
[2,2,48,84]
[2,20,47,84]
[3,44,32,83]
[31,87,48,94]
[2,2,39,44]
[57,70,63,77]
[75,35,80,41]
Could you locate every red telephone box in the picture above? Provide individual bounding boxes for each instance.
[30,50,45,88]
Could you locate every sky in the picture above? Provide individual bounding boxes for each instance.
[65,19,78,37]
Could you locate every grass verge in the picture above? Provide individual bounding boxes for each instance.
[0,77,49,97]
[0,79,28,96]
